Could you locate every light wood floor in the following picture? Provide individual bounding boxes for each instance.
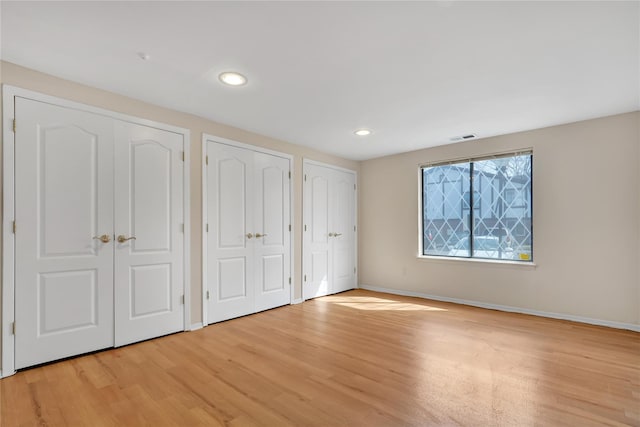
[1,289,639,426]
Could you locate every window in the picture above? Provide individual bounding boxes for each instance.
[421,152,532,261]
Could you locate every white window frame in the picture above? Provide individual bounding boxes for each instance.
[417,149,535,267]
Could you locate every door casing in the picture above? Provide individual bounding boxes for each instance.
[1,85,192,378]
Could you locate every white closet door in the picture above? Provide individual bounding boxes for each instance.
[303,164,332,299]
[207,142,255,322]
[332,170,357,293]
[113,122,184,347]
[14,98,115,369]
[254,152,291,312]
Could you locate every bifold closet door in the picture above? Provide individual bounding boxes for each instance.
[207,143,255,323]
[303,164,331,299]
[303,163,356,300]
[13,96,186,369]
[113,122,185,347]
[330,170,356,294]
[14,98,115,369]
[253,152,291,312]
[206,142,291,323]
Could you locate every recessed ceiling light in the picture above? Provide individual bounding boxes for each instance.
[219,72,248,86]
[137,52,150,61]
[354,129,372,136]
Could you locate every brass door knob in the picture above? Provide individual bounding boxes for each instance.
[328,232,335,237]
[246,233,254,239]
[117,235,137,243]
[255,233,268,238]
[93,234,111,243]
[334,232,342,237]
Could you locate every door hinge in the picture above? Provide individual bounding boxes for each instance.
[304,174,307,182]
[206,155,209,165]
[289,224,291,232]
[304,224,307,231]
[12,119,16,133]
[354,183,356,190]
[206,223,209,232]
[180,295,185,304]
[304,274,307,282]
[11,322,15,335]
[181,151,185,161]
[354,225,356,232]
[180,223,184,233]
[12,221,16,234]
[288,277,291,285]
[288,171,291,179]
[206,290,210,300]
[354,267,356,274]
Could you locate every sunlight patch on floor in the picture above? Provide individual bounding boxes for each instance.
[321,295,447,311]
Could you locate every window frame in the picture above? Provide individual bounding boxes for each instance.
[418,150,533,264]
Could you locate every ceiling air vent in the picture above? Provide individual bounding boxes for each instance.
[450,134,476,142]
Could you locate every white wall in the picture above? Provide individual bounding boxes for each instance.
[359,112,640,327]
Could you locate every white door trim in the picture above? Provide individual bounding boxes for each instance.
[302,158,358,302]
[1,85,191,377]
[303,158,358,175]
[202,134,294,326]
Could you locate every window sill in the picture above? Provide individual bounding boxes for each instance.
[417,254,537,268]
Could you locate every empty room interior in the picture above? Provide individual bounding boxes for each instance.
[0,1,639,426]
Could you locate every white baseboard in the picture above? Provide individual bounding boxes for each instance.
[291,298,303,305]
[0,369,15,379]
[359,284,640,332]
[189,322,204,331]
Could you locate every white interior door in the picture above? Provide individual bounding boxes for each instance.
[331,170,356,293]
[303,162,357,300]
[14,98,115,369]
[303,164,332,299]
[114,122,185,347]
[254,152,291,312]
[207,142,255,323]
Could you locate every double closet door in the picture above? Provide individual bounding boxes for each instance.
[205,141,291,323]
[303,162,357,299]
[14,97,185,370]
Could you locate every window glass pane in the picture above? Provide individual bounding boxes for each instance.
[472,155,532,261]
[422,163,470,256]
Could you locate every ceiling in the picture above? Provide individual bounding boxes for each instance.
[1,1,638,161]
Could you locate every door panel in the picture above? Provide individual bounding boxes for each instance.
[332,171,356,293]
[15,98,114,369]
[38,270,98,335]
[218,257,247,300]
[254,152,290,312]
[218,157,248,248]
[131,143,171,252]
[130,264,172,318]
[207,143,254,322]
[304,165,332,299]
[40,126,98,257]
[310,251,329,296]
[114,122,184,346]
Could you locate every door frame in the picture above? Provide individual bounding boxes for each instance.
[201,134,294,326]
[1,85,192,378]
[302,158,358,302]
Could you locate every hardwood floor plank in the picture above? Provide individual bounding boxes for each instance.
[2,289,638,426]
